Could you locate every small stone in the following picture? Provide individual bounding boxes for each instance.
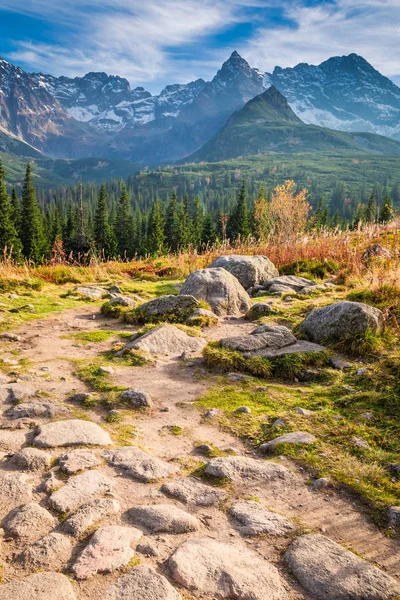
[49,470,114,513]
[103,566,181,600]
[292,407,314,417]
[70,392,95,403]
[99,366,114,374]
[40,471,64,493]
[119,388,152,408]
[129,504,200,533]
[62,497,121,538]
[297,370,318,382]
[136,542,160,557]
[9,447,52,472]
[161,477,227,507]
[227,373,250,382]
[260,431,317,451]
[272,418,287,428]
[229,500,294,536]
[0,383,38,403]
[357,367,369,376]
[387,506,400,528]
[72,525,142,580]
[205,456,292,483]
[1,333,21,342]
[103,447,178,482]
[2,503,57,542]
[0,572,77,600]
[34,419,112,448]
[109,285,122,294]
[360,411,373,421]
[235,406,251,414]
[312,477,331,490]
[330,356,352,371]
[194,443,214,456]
[16,532,72,571]
[6,401,67,419]
[353,436,370,449]
[204,408,219,418]
[59,449,102,474]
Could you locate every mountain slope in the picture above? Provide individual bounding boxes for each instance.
[187,87,400,162]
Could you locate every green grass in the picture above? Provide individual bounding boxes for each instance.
[280,259,339,279]
[64,330,132,345]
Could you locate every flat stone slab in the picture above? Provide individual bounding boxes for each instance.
[161,477,227,507]
[16,531,72,571]
[49,470,114,513]
[72,525,142,580]
[34,419,112,448]
[125,324,207,357]
[76,286,107,299]
[6,401,68,419]
[128,504,200,533]
[230,501,294,536]
[9,447,52,471]
[59,449,102,474]
[62,497,121,538]
[0,429,28,451]
[284,533,400,600]
[205,456,293,483]
[0,383,39,404]
[0,572,77,600]
[169,538,287,600]
[103,447,178,482]
[244,340,325,358]
[221,325,296,353]
[260,432,317,452]
[104,565,181,600]
[2,503,57,543]
[0,473,33,519]
[264,275,317,292]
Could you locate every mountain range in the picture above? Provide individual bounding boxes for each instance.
[1,50,400,179]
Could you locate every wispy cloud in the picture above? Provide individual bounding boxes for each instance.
[1,0,399,89]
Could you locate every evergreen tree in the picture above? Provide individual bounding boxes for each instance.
[148,200,165,255]
[366,192,377,224]
[201,214,216,246]
[0,161,22,258]
[94,183,116,258]
[313,196,329,230]
[20,163,44,262]
[379,194,394,223]
[227,182,250,242]
[176,197,191,250]
[164,192,178,251]
[10,187,21,234]
[191,196,203,249]
[114,183,132,258]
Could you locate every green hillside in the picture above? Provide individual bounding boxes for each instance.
[187,87,400,162]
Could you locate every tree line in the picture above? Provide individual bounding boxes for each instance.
[0,162,395,264]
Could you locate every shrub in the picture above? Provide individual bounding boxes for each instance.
[281,259,339,279]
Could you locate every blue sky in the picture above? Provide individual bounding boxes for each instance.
[0,0,399,93]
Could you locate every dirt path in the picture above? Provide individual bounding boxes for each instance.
[0,304,399,599]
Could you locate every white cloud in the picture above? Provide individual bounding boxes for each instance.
[240,0,400,84]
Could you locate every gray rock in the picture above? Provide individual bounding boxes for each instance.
[292,407,314,416]
[0,473,32,519]
[136,542,159,557]
[6,401,68,419]
[227,373,250,381]
[76,286,107,300]
[0,428,28,451]
[204,408,219,419]
[109,285,122,294]
[187,308,219,325]
[34,419,112,448]
[2,503,57,542]
[260,431,317,451]
[108,295,136,307]
[208,255,278,290]
[124,324,206,357]
[62,497,121,538]
[103,566,181,600]
[16,532,72,571]
[9,447,52,471]
[264,275,317,293]
[221,325,296,353]
[103,447,178,482]
[120,388,152,408]
[179,268,252,316]
[230,500,294,536]
[246,302,273,320]
[299,301,383,344]
[40,471,64,493]
[353,436,370,449]
[235,406,251,414]
[0,383,38,404]
[388,507,400,528]
[58,449,102,474]
[205,456,292,483]
[0,572,77,600]
[70,392,95,404]
[134,294,200,321]
[272,418,287,428]
[362,244,392,261]
[1,332,21,342]
[49,470,114,513]
[169,538,287,600]
[161,477,227,507]
[284,533,400,600]
[128,504,199,533]
[72,525,142,580]
[99,366,114,374]
[268,283,294,294]
[312,478,331,491]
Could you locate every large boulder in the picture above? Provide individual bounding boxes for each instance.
[208,255,278,290]
[169,538,287,600]
[132,295,200,323]
[0,573,77,600]
[179,268,252,316]
[284,533,400,600]
[33,419,112,448]
[264,275,317,293]
[298,301,383,344]
[123,324,206,357]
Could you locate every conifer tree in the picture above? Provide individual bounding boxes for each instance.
[176,197,191,250]
[148,200,165,255]
[114,183,132,258]
[201,214,216,246]
[366,192,377,224]
[191,196,203,249]
[227,181,250,242]
[0,161,22,258]
[20,163,44,262]
[379,194,393,223]
[10,187,21,234]
[164,192,178,251]
[94,183,116,258]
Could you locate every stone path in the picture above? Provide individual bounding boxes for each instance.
[0,304,399,600]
